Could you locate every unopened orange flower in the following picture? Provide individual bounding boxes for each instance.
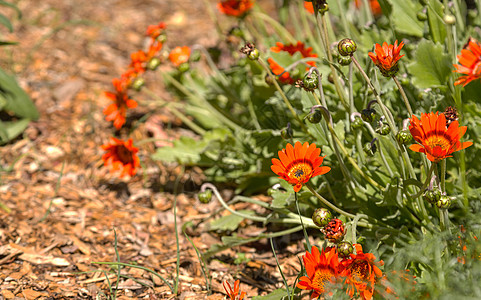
[169,46,191,66]
[355,0,382,16]
[271,141,331,192]
[368,40,404,77]
[297,246,340,299]
[340,244,383,300]
[223,280,246,300]
[409,112,473,163]
[101,138,140,177]
[453,38,481,87]
[217,0,254,17]
[146,22,166,40]
[103,78,138,130]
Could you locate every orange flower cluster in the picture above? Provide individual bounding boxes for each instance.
[409,112,472,163]
[368,40,404,77]
[453,37,481,87]
[223,280,246,300]
[298,245,384,300]
[268,42,318,84]
[217,0,254,17]
[271,141,331,192]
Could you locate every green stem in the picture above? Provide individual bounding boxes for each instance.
[409,163,436,199]
[334,0,352,36]
[251,11,297,44]
[392,75,413,117]
[306,183,356,219]
[440,159,446,194]
[201,0,223,38]
[295,192,312,251]
[270,238,291,298]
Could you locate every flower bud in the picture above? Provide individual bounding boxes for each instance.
[281,125,293,140]
[396,130,412,144]
[131,77,145,91]
[351,117,364,130]
[303,73,319,90]
[337,241,354,258]
[312,208,333,228]
[248,49,259,60]
[338,56,352,66]
[229,26,244,38]
[436,195,452,209]
[198,190,212,204]
[443,14,456,25]
[322,218,345,243]
[361,108,376,123]
[308,110,323,124]
[338,38,357,57]
[416,12,427,21]
[178,62,190,73]
[423,189,441,204]
[376,123,391,135]
[190,50,202,62]
[147,57,162,70]
[363,142,377,156]
[265,74,274,85]
[327,73,334,84]
[319,2,329,14]
[240,43,258,60]
[156,34,167,44]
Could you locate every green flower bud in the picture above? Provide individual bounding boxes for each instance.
[364,142,377,156]
[303,73,319,90]
[198,190,212,204]
[178,62,190,73]
[156,34,167,44]
[351,117,364,130]
[338,38,357,56]
[147,57,162,70]
[416,12,427,21]
[337,241,354,258]
[376,123,391,135]
[396,130,412,144]
[443,14,456,25]
[361,108,376,123]
[327,73,334,84]
[308,110,323,124]
[265,74,274,85]
[131,77,145,91]
[436,195,452,209]
[190,50,201,62]
[338,55,352,66]
[248,49,259,60]
[312,208,333,228]
[229,26,244,38]
[319,2,329,14]
[423,189,441,204]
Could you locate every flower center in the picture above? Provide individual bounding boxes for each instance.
[311,269,334,292]
[425,135,450,150]
[287,162,313,182]
[348,261,369,284]
[116,145,133,164]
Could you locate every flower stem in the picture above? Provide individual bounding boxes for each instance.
[392,75,413,117]
[306,183,356,219]
[295,192,312,251]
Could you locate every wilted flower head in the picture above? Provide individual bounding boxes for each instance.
[368,40,404,77]
[271,141,331,192]
[453,37,481,87]
[409,112,473,163]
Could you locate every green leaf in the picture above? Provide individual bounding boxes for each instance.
[0,68,39,120]
[390,0,424,37]
[0,1,22,19]
[252,289,288,300]
[209,210,254,231]
[408,40,452,89]
[426,0,447,44]
[0,118,30,144]
[0,13,12,32]
[270,190,292,209]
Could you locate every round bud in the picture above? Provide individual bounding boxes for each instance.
[337,241,354,258]
[319,3,329,14]
[400,77,410,85]
[312,208,333,228]
[248,49,259,60]
[361,108,376,123]
[396,130,412,144]
[190,50,201,62]
[327,73,334,84]
[363,142,377,156]
[281,127,293,140]
[338,38,357,56]
[443,14,456,25]
[322,218,346,243]
[308,110,323,124]
[156,34,167,44]
[131,77,145,91]
[351,117,364,130]
[376,123,391,135]
[198,190,212,204]
[423,189,441,204]
[416,12,427,21]
[303,74,319,90]
[147,57,162,71]
[436,195,452,209]
[178,62,190,73]
[265,74,274,85]
[229,26,244,38]
[338,56,352,66]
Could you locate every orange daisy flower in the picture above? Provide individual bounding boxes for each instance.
[271,141,331,192]
[408,112,473,163]
[217,0,254,17]
[169,46,191,67]
[368,40,404,77]
[297,246,340,299]
[355,0,382,17]
[146,22,166,40]
[267,58,294,84]
[103,78,138,130]
[453,38,481,87]
[223,280,246,300]
[101,138,140,177]
[340,244,383,300]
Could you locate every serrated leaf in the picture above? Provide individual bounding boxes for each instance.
[270,190,292,208]
[408,40,452,89]
[0,68,39,120]
[390,0,424,37]
[209,210,254,231]
[427,0,447,44]
[252,289,288,300]
[151,136,208,164]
